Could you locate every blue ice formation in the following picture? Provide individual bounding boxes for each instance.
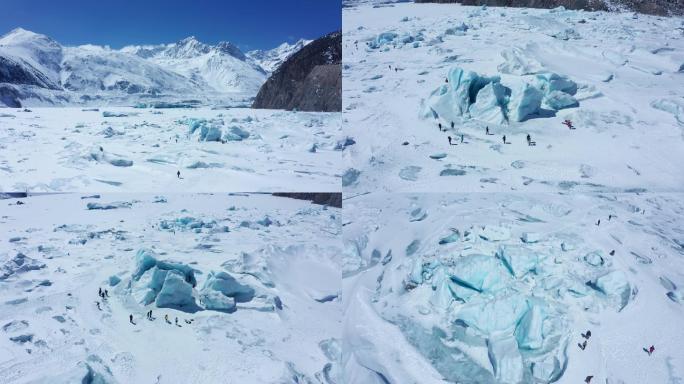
[423,67,579,124]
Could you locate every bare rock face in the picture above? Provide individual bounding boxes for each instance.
[414,0,683,16]
[272,193,342,208]
[252,31,341,112]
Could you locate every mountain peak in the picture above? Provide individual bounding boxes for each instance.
[215,41,246,60]
[1,28,57,46]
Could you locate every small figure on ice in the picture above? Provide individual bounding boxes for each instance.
[578,340,587,350]
[562,119,575,130]
[585,376,593,383]
[644,345,655,356]
[581,330,592,340]
[177,170,181,179]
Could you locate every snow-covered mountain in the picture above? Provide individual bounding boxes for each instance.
[121,36,267,95]
[0,28,307,107]
[247,39,312,73]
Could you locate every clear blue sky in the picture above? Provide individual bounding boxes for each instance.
[0,0,341,51]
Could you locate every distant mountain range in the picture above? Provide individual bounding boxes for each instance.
[0,28,310,107]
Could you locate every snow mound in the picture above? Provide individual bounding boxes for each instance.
[88,147,134,167]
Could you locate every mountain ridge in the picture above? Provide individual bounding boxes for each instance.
[0,28,308,107]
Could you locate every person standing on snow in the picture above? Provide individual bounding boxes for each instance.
[129,314,134,324]
[448,136,452,146]
[177,170,181,179]
[502,135,506,144]
[438,123,442,131]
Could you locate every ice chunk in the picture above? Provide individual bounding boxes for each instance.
[479,225,511,241]
[159,216,216,231]
[408,257,424,286]
[668,290,684,303]
[535,73,578,95]
[429,267,455,309]
[521,232,541,243]
[445,23,468,36]
[439,230,460,245]
[458,290,529,334]
[583,251,605,267]
[594,270,631,310]
[201,271,254,302]
[531,356,564,382]
[155,270,197,310]
[200,123,222,141]
[132,249,197,287]
[515,304,544,350]
[368,32,398,49]
[447,254,511,299]
[199,290,236,312]
[507,83,543,122]
[551,28,581,40]
[424,67,500,123]
[224,126,250,141]
[108,275,121,286]
[487,336,524,384]
[1,252,46,280]
[543,91,578,110]
[497,245,540,277]
[469,81,509,124]
[133,266,168,305]
[86,201,131,210]
[409,208,428,222]
[342,168,361,187]
[102,111,128,117]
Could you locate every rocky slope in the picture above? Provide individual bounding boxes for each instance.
[272,193,343,208]
[252,31,342,112]
[413,0,684,16]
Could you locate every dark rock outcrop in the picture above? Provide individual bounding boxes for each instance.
[252,31,341,112]
[414,0,684,16]
[0,56,60,90]
[272,193,342,208]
